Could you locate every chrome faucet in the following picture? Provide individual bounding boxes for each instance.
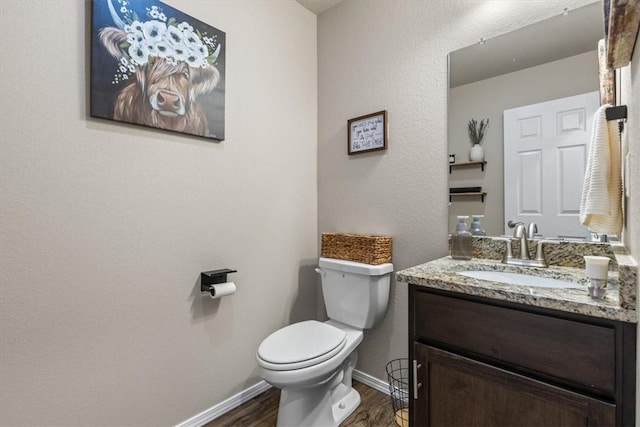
[507,220,538,239]
[513,224,530,260]
[497,224,557,268]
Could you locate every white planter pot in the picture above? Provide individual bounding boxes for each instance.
[469,144,484,162]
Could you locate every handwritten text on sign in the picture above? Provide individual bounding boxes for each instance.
[350,115,385,151]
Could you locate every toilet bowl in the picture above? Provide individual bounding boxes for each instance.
[257,320,356,384]
[257,320,363,426]
[256,257,393,427]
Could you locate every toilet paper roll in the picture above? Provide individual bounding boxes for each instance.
[208,282,236,299]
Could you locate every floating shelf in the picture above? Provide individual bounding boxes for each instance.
[449,192,487,202]
[449,161,487,173]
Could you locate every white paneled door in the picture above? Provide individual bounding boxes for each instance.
[503,92,600,239]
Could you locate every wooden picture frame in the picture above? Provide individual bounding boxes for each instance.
[604,0,640,69]
[598,39,616,105]
[347,110,388,155]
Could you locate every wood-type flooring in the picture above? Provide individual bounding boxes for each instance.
[205,380,397,427]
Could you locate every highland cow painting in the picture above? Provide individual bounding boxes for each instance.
[91,0,225,140]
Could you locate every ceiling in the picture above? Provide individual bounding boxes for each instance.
[449,3,603,87]
[295,0,344,15]
[295,2,603,86]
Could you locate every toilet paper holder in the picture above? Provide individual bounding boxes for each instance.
[201,268,237,293]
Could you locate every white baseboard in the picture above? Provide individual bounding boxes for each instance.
[353,369,390,396]
[176,380,272,427]
[176,369,389,427]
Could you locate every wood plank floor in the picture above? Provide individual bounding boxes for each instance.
[205,380,398,427]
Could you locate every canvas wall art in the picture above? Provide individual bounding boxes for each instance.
[90,0,226,140]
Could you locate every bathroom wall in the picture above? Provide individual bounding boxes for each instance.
[618,23,640,419]
[0,1,317,425]
[621,24,640,285]
[317,0,600,382]
[2,1,638,425]
[448,51,599,235]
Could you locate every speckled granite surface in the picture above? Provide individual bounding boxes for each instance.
[397,243,637,323]
[471,236,618,269]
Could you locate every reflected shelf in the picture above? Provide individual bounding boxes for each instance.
[449,161,487,173]
[449,192,487,203]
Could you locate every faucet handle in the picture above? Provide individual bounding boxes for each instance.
[534,240,559,265]
[495,237,514,263]
[527,223,538,239]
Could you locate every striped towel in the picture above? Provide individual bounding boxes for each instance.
[579,104,623,235]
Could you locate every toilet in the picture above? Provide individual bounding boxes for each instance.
[256,257,394,427]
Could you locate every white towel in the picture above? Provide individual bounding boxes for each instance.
[580,104,623,235]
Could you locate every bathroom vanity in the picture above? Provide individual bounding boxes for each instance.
[397,248,637,427]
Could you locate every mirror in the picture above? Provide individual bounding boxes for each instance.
[447,2,605,239]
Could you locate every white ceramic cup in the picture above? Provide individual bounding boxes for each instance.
[583,256,611,280]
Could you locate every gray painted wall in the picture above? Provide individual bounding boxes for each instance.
[619,25,640,422]
[0,1,317,425]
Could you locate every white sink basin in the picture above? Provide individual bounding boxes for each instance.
[458,271,582,289]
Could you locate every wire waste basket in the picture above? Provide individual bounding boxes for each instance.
[386,358,409,427]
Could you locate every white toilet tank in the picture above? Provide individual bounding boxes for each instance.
[318,257,394,329]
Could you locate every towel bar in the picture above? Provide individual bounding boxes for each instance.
[606,105,627,135]
[605,105,627,121]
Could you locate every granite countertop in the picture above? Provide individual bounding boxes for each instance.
[397,256,637,323]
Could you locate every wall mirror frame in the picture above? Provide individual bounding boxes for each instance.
[605,0,640,69]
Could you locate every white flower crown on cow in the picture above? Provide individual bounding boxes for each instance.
[109,1,221,85]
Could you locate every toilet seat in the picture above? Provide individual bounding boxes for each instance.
[258,320,347,371]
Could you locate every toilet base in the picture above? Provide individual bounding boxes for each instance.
[276,383,361,427]
[331,387,361,425]
[275,351,360,427]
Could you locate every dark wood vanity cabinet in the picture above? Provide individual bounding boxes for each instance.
[409,286,636,427]
[414,345,615,426]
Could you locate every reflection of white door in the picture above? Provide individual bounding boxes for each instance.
[503,92,599,239]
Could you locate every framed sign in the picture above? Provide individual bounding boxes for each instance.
[347,110,388,155]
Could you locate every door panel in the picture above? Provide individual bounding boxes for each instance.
[504,92,599,238]
[519,150,542,214]
[414,344,616,427]
[558,144,588,214]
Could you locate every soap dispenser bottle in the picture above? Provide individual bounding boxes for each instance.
[470,215,486,236]
[450,216,473,260]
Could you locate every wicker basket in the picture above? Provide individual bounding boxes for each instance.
[321,233,392,265]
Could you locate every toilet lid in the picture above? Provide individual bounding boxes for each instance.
[258,320,346,370]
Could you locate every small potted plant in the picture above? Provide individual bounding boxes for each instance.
[468,118,489,161]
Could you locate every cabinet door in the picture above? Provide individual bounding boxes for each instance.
[414,343,615,427]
